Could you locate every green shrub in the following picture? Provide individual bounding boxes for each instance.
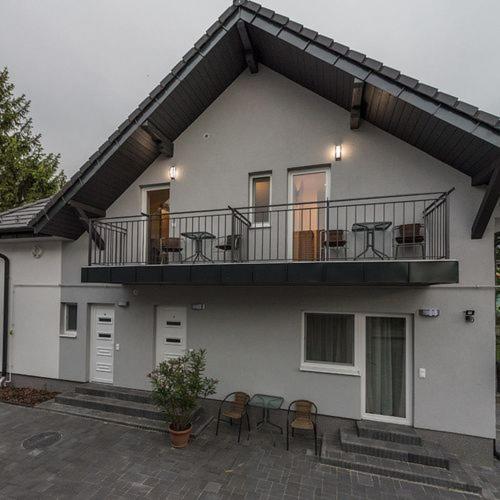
[149,349,217,431]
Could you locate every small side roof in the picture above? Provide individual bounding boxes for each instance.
[0,198,51,234]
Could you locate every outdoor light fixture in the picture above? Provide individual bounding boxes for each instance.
[464,310,475,323]
[418,308,440,318]
[169,165,177,180]
[334,145,342,161]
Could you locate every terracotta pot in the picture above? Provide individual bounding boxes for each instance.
[168,424,192,448]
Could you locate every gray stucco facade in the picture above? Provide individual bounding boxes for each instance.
[0,66,496,457]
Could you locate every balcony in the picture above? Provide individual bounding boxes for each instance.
[82,191,458,286]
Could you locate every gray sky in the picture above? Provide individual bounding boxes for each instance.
[1,0,499,177]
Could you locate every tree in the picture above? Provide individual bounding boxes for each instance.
[0,67,66,212]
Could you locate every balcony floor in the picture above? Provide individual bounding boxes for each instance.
[82,260,458,286]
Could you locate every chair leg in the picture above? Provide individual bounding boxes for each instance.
[313,423,318,456]
[238,418,243,443]
[246,412,251,432]
[286,423,290,451]
[291,428,294,437]
[215,408,222,436]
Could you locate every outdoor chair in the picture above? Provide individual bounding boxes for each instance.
[320,230,348,260]
[394,223,425,258]
[159,237,183,264]
[214,234,241,262]
[215,391,251,443]
[286,400,318,455]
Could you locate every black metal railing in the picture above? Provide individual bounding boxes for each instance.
[87,190,453,266]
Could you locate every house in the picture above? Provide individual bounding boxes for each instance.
[0,0,497,468]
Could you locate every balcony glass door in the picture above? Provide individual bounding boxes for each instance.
[142,186,170,264]
[361,315,412,425]
[288,168,329,260]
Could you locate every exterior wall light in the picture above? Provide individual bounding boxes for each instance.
[418,308,440,318]
[169,165,177,180]
[334,145,342,161]
[464,310,475,323]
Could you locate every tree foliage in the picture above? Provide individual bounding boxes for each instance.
[0,67,66,212]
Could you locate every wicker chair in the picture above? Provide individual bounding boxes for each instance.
[394,223,425,258]
[215,391,251,443]
[286,400,318,455]
[159,237,183,264]
[320,230,348,260]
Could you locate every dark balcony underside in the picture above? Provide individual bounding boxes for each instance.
[81,260,458,286]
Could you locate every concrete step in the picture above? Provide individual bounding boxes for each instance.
[37,400,212,439]
[75,383,152,404]
[55,392,163,420]
[356,420,422,446]
[321,434,481,495]
[340,428,449,469]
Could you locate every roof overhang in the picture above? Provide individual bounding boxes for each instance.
[24,0,500,240]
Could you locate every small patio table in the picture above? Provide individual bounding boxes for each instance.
[181,231,216,262]
[248,394,284,434]
[352,221,392,259]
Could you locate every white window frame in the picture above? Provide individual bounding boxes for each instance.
[248,173,272,227]
[300,310,362,376]
[60,303,78,338]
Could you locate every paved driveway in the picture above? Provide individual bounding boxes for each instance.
[0,402,499,499]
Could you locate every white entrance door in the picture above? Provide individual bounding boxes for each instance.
[361,315,412,425]
[155,306,187,366]
[90,306,115,384]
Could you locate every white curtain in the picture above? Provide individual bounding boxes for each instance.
[365,317,406,418]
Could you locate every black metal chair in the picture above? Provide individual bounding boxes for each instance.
[320,229,348,260]
[286,400,318,455]
[215,391,251,443]
[214,234,241,261]
[394,223,425,258]
[159,237,183,264]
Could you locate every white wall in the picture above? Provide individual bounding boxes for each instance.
[0,240,62,379]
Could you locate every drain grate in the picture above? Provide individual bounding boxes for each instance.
[22,431,61,450]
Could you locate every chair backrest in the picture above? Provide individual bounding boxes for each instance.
[292,400,316,421]
[162,237,182,250]
[226,234,241,249]
[326,230,345,243]
[398,223,422,238]
[231,391,249,412]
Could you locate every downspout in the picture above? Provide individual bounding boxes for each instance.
[0,253,9,387]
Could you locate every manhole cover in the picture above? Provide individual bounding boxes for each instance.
[22,431,61,450]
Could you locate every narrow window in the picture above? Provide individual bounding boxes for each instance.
[249,174,271,225]
[303,313,355,367]
[63,303,78,335]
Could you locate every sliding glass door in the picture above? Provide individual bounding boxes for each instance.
[362,315,412,425]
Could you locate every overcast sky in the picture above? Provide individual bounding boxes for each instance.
[1,0,499,177]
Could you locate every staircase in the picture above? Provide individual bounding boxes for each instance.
[320,420,481,495]
[37,383,213,437]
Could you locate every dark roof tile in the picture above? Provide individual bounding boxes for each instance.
[206,20,222,37]
[244,1,261,13]
[363,57,383,71]
[182,47,198,62]
[170,60,185,76]
[397,74,419,88]
[379,65,400,79]
[286,20,303,33]
[219,6,236,23]
[475,110,500,128]
[455,100,479,117]
[194,34,210,51]
[160,73,175,87]
[347,50,366,63]
[258,7,274,19]
[300,27,318,41]
[332,42,349,55]
[416,82,438,97]
[435,91,458,107]
[315,34,333,48]
[271,13,288,25]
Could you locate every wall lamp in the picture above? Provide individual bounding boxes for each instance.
[168,165,177,181]
[334,145,342,161]
[464,310,475,323]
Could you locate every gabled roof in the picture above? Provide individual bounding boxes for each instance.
[0,198,51,234]
[13,0,500,239]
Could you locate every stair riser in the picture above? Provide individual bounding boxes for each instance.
[357,428,422,446]
[319,456,481,495]
[340,441,449,469]
[75,387,152,405]
[55,395,164,421]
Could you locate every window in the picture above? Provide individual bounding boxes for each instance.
[249,173,271,225]
[301,312,359,375]
[61,303,78,337]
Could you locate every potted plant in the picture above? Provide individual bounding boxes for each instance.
[149,349,217,448]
